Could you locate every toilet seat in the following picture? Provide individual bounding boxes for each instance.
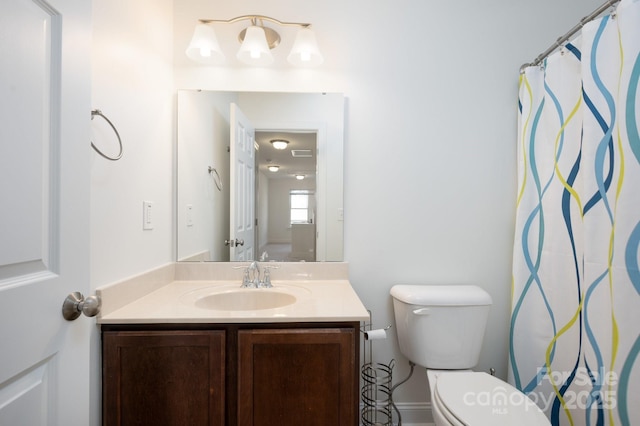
[432,384,465,426]
[432,372,550,425]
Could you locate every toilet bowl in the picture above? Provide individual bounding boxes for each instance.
[427,370,549,425]
[390,284,550,426]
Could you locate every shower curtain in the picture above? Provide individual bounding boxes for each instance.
[510,1,640,425]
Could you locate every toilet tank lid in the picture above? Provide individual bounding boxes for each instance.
[390,285,492,306]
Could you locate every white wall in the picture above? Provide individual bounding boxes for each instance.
[91,0,174,285]
[90,1,174,423]
[89,0,606,422]
[176,90,235,261]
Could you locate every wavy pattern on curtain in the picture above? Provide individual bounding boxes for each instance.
[509,1,640,425]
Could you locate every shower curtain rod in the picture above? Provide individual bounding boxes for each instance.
[520,0,620,72]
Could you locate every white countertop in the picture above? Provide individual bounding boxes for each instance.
[97,263,369,324]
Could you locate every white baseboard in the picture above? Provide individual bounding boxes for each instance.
[394,401,433,426]
[361,401,434,426]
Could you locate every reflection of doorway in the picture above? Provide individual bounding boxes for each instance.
[229,103,256,261]
[255,131,317,262]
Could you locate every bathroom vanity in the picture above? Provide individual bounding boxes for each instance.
[97,262,368,426]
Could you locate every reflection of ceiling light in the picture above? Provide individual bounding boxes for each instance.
[270,139,289,150]
[186,15,324,67]
[295,174,305,180]
[268,165,280,172]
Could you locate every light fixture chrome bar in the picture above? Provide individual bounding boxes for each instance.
[187,14,323,67]
[520,0,620,73]
[199,15,311,29]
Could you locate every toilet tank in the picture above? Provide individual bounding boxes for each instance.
[390,285,492,369]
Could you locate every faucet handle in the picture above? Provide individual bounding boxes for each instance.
[234,264,254,288]
[259,265,279,288]
[259,268,273,288]
[240,269,256,288]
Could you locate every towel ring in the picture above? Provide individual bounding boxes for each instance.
[208,166,223,191]
[91,109,123,161]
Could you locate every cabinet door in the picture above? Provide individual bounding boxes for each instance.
[103,330,225,426]
[237,328,357,426]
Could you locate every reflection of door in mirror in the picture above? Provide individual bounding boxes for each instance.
[230,103,256,261]
[176,90,344,262]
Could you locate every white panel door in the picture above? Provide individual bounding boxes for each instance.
[229,103,256,261]
[0,0,91,424]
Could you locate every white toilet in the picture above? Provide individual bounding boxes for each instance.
[390,284,550,426]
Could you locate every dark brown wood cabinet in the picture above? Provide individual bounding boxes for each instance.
[102,323,359,426]
[237,328,357,426]
[102,330,226,426]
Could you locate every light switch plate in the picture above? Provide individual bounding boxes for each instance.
[143,201,153,230]
[186,204,194,227]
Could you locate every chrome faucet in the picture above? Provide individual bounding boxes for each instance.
[239,261,275,288]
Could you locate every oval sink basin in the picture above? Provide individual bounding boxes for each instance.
[195,290,297,311]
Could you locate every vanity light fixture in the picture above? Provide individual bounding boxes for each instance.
[186,15,324,67]
[270,139,289,150]
[268,165,280,172]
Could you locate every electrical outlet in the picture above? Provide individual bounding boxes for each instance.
[143,201,154,230]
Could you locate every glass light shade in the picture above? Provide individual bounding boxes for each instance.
[271,139,289,150]
[185,23,225,64]
[287,28,324,67]
[268,165,280,172]
[295,174,305,180]
[236,26,274,66]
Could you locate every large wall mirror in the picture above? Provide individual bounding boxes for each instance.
[177,91,344,262]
